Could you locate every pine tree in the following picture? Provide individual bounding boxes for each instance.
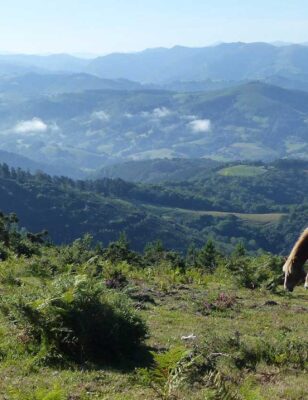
[197,239,217,271]
[232,242,246,258]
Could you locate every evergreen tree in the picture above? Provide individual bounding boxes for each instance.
[232,242,246,258]
[186,243,198,267]
[197,239,217,271]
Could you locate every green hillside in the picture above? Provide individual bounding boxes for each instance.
[0,161,307,254]
[1,82,308,174]
[0,210,307,399]
[95,158,221,183]
[218,165,267,177]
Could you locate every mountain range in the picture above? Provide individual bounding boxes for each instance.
[0,42,307,176]
[3,43,308,88]
[86,42,308,84]
[0,81,307,175]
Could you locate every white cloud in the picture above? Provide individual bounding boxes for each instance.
[124,131,136,139]
[152,107,172,118]
[91,111,110,121]
[141,107,172,119]
[182,114,197,121]
[14,118,48,134]
[124,112,133,118]
[50,122,60,132]
[188,119,211,133]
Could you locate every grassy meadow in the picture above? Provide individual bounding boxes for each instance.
[0,236,307,400]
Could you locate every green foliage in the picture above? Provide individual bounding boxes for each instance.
[143,240,185,270]
[8,388,66,400]
[103,233,142,266]
[138,347,187,399]
[227,254,283,290]
[239,380,263,400]
[0,241,9,261]
[0,210,43,258]
[200,292,237,315]
[137,332,308,399]
[232,242,246,258]
[1,275,147,365]
[218,165,267,177]
[0,208,306,399]
[203,371,242,400]
[199,331,308,372]
[196,239,218,271]
[1,161,308,254]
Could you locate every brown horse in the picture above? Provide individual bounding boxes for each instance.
[283,228,308,291]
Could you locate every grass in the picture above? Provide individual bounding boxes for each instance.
[144,203,285,224]
[0,258,307,399]
[218,165,268,177]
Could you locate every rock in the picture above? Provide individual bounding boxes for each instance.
[181,334,197,341]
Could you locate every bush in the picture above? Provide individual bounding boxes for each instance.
[201,331,308,371]
[10,237,40,258]
[105,269,128,289]
[200,292,237,315]
[138,346,187,398]
[8,388,66,400]
[0,241,9,261]
[227,254,283,290]
[56,234,96,269]
[2,274,147,365]
[138,333,307,399]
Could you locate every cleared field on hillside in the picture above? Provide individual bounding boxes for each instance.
[218,165,268,177]
[145,204,285,224]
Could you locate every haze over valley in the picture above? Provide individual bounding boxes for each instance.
[1,1,308,398]
[1,42,308,177]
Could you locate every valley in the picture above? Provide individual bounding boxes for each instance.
[0,11,307,398]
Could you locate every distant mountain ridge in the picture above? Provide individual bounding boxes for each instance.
[87,42,308,84]
[0,73,142,96]
[0,149,82,177]
[0,53,88,74]
[2,43,308,89]
[94,158,222,183]
[1,43,308,176]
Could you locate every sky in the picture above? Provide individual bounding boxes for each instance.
[1,0,308,55]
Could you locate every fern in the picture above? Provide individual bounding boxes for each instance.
[203,371,242,400]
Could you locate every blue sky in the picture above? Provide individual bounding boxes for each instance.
[1,0,308,55]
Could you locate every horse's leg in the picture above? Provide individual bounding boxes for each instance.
[305,272,308,289]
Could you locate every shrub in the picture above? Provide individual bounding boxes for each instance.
[0,241,9,261]
[197,239,218,272]
[138,333,307,399]
[2,275,147,365]
[201,292,237,315]
[8,388,66,400]
[10,237,40,258]
[138,346,188,399]
[227,254,283,290]
[203,331,308,371]
[56,234,96,269]
[105,269,128,289]
[138,346,241,400]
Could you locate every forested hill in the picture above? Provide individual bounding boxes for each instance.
[1,81,308,176]
[0,161,307,254]
[94,158,222,183]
